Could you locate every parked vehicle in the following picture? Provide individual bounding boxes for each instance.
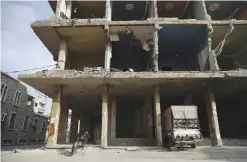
[162,106,203,150]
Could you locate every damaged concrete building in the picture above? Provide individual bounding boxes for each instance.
[18,1,247,147]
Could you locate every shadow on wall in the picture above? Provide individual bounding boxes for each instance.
[158,25,208,71]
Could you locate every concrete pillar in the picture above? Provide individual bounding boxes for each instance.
[205,87,223,146]
[110,98,116,139]
[105,0,112,21]
[56,0,72,19]
[58,40,67,70]
[153,24,159,72]
[69,109,78,143]
[57,97,69,144]
[184,94,193,105]
[101,90,108,147]
[104,0,112,71]
[153,86,162,146]
[47,86,63,146]
[65,1,72,19]
[104,25,112,71]
[153,0,158,18]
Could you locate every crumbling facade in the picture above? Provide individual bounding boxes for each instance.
[19,1,247,147]
[1,72,48,146]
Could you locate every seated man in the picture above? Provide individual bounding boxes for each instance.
[79,129,90,145]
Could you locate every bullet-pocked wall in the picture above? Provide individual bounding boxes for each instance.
[216,90,247,138]
[205,1,247,20]
[158,25,208,71]
[71,1,106,19]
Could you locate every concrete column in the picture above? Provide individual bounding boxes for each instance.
[104,25,112,71]
[57,97,69,144]
[58,40,67,70]
[69,109,78,143]
[205,87,223,146]
[153,24,159,72]
[105,0,112,21]
[153,86,162,146]
[56,0,72,18]
[47,86,63,146]
[104,0,112,71]
[184,94,193,105]
[101,90,108,147]
[65,1,72,19]
[153,0,158,18]
[110,98,116,139]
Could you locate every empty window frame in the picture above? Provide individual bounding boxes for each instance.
[18,139,28,144]
[22,116,29,131]
[27,96,33,106]
[1,84,8,102]
[8,113,17,130]
[30,139,36,144]
[1,113,6,122]
[38,139,44,143]
[41,121,46,132]
[2,140,14,145]
[32,118,38,132]
[13,91,21,106]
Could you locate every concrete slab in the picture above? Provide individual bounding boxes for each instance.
[31,18,247,60]
[18,70,247,97]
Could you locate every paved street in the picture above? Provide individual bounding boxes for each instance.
[2,146,247,162]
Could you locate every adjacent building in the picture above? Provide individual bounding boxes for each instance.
[18,1,247,147]
[1,72,48,146]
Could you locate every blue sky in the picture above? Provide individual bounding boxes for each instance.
[1,1,56,115]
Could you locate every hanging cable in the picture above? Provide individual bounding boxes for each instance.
[3,64,57,74]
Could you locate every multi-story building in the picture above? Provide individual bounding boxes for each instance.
[19,1,247,147]
[1,72,48,146]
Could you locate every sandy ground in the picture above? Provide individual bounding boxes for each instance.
[2,146,247,162]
